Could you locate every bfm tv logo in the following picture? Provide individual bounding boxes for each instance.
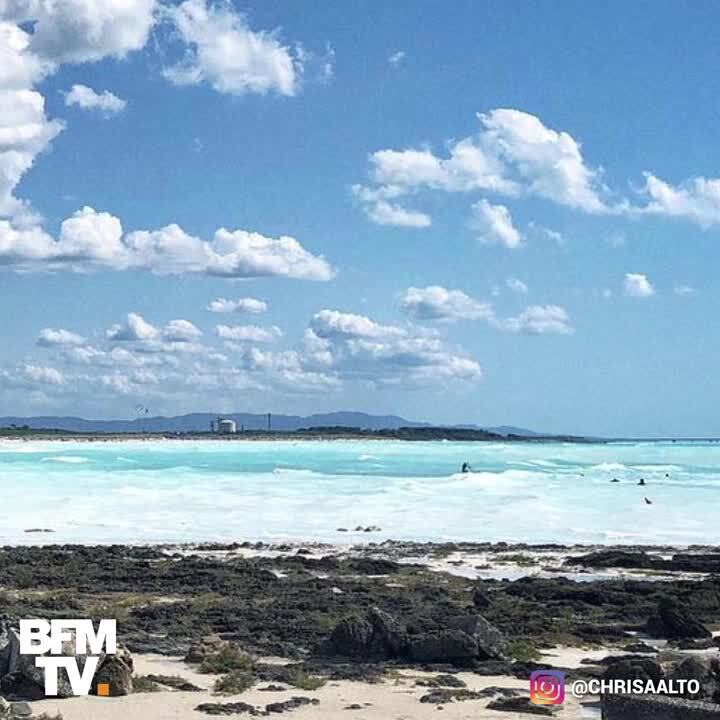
[19,619,117,697]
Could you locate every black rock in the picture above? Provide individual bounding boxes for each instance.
[328,607,405,659]
[265,697,320,713]
[416,674,467,688]
[486,696,555,715]
[670,656,720,701]
[603,658,664,684]
[647,598,712,640]
[419,688,486,704]
[446,614,510,660]
[408,629,478,663]
[472,585,491,610]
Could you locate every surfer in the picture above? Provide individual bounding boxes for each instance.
[638,478,646,486]
[461,462,471,473]
[644,497,653,505]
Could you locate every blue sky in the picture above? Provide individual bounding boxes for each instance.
[1,0,719,436]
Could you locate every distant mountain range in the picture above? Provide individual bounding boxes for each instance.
[0,412,539,436]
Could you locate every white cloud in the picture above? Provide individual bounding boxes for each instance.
[0,83,63,218]
[624,273,655,298]
[207,297,268,314]
[399,286,493,322]
[366,201,431,228]
[164,0,302,96]
[470,199,523,248]
[64,84,126,115]
[23,364,64,385]
[351,184,431,228]
[37,328,85,347]
[308,309,482,386]
[0,1,154,221]
[310,309,405,340]
[674,285,696,296]
[478,109,607,212]
[106,313,205,347]
[388,50,406,65]
[106,312,159,342]
[639,173,720,228]
[26,0,157,64]
[127,224,335,280]
[505,277,528,294]
[217,324,282,342]
[163,319,202,342]
[493,305,573,335]
[355,108,609,228]
[0,207,335,279]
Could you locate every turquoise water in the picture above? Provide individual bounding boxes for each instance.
[1,439,719,545]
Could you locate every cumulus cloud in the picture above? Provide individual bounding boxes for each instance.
[0,73,63,218]
[106,312,159,342]
[163,319,202,342]
[493,305,573,335]
[310,309,405,340]
[470,199,523,248]
[388,50,406,65]
[307,309,482,386]
[398,285,571,336]
[23,363,64,385]
[8,303,491,407]
[0,1,154,221]
[0,206,335,279]
[354,108,609,227]
[25,0,157,64]
[64,84,126,115]
[207,297,268,314]
[37,328,85,347]
[106,313,205,346]
[399,286,493,322]
[217,324,282,342]
[505,277,529,294]
[638,173,720,228]
[163,0,302,96]
[624,273,654,298]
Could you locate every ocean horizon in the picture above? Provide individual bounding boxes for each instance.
[1,438,718,547]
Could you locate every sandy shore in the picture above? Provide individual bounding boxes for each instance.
[32,653,594,719]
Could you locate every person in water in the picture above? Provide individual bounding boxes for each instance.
[461,462,471,473]
[638,478,646,486]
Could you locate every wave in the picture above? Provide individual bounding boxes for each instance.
[41,456,91,464]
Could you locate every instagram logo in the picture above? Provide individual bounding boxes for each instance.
[529,670,565,705]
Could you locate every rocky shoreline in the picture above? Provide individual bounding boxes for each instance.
[0,541,719,718]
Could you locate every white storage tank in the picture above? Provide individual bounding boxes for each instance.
[218,419,237,434]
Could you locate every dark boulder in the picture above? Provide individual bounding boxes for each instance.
[407,629,478,663]
[446,614,510,660]
[647,598,712,640]
[670,657,720,702]
[472,585,491,610]
[486,696,554,715]
[603,658,664,684]
[328,607,405,659]
[93,654,133,696]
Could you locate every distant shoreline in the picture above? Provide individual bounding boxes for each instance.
[0,428,596,443]
[3,430,720,443]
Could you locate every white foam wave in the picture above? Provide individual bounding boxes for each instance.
[42,456,90,464]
